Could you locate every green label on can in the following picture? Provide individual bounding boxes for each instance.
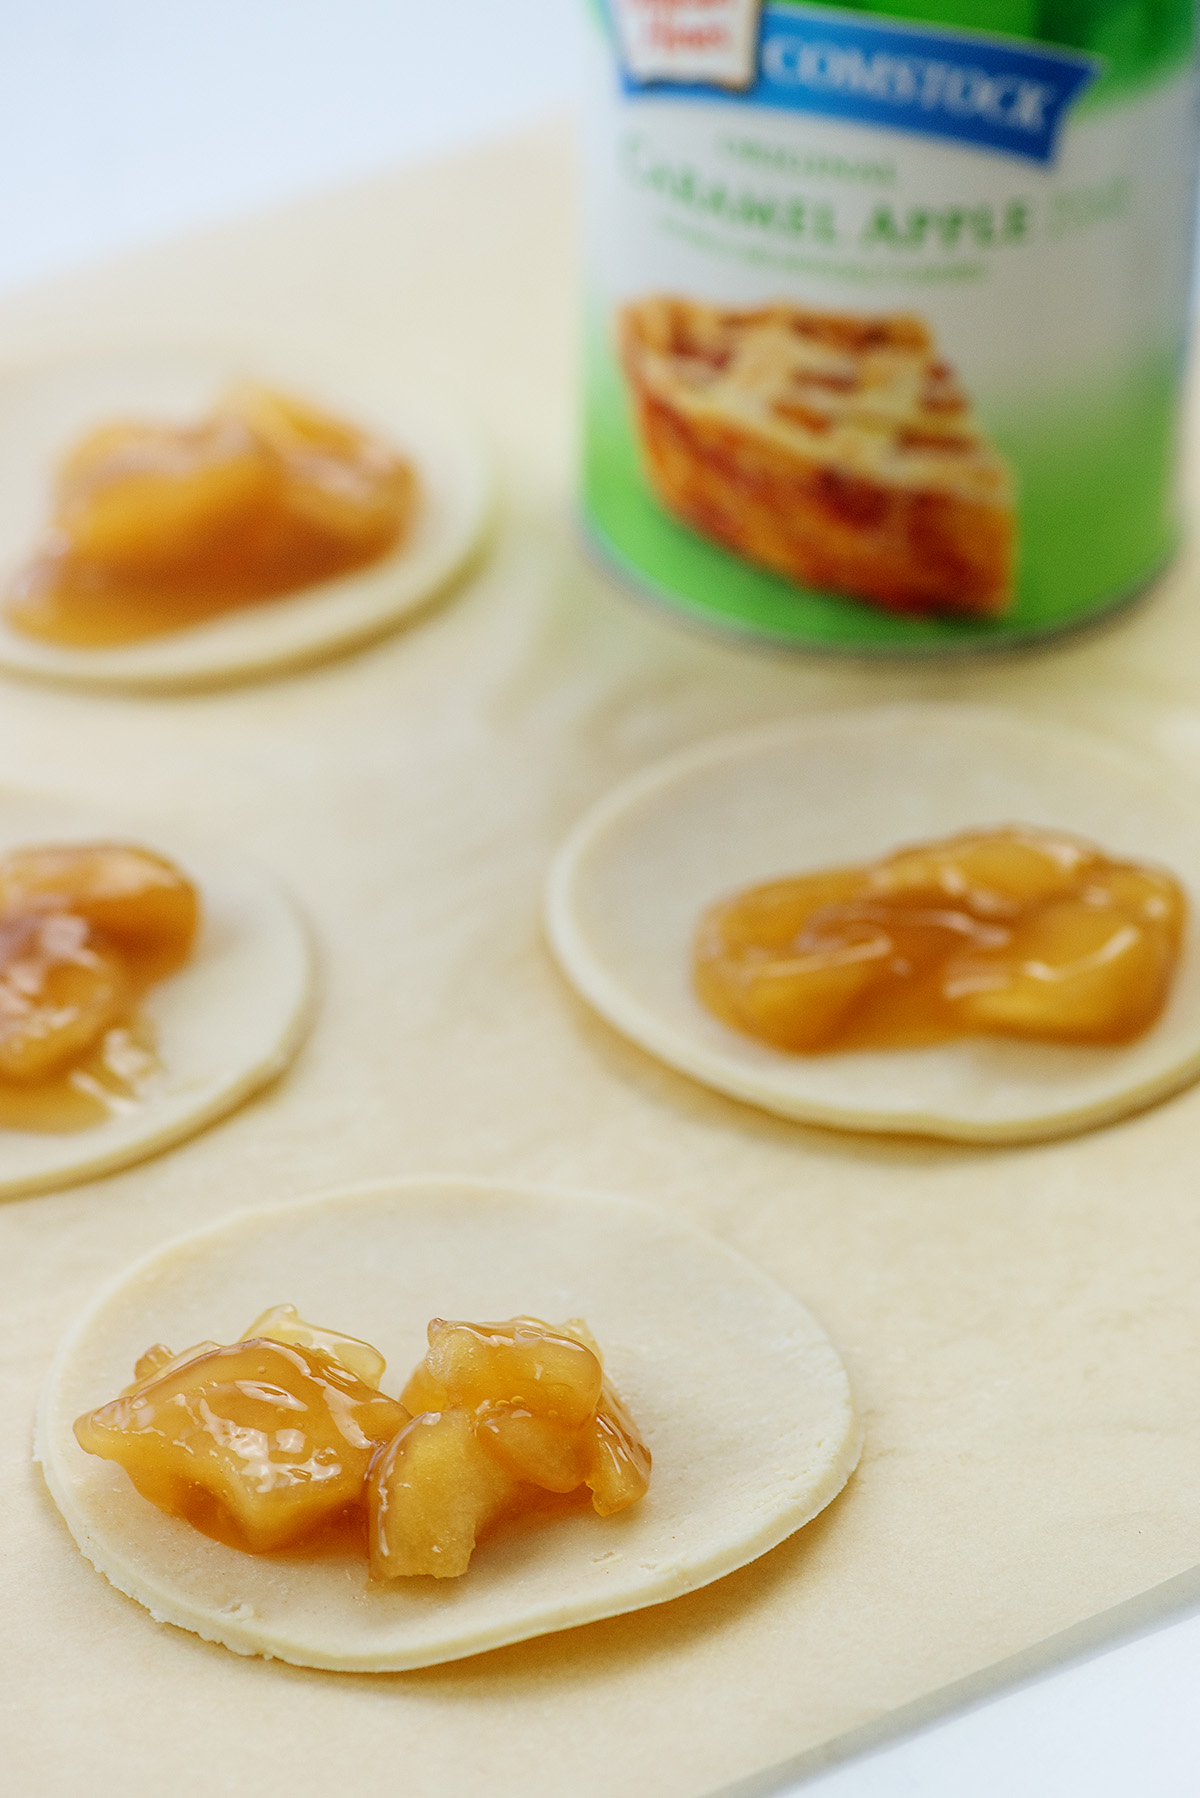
[582,2,1199,652]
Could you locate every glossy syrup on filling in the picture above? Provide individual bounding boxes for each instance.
[74,1308,652,1576]
[0,842,198,1129]
[694,827,1187,1052]
[5,384,418,648]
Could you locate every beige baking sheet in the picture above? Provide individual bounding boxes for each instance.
[3,123,1200,1798]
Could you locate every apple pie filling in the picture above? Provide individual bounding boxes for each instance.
[75,1308,651,1578]
[695,827,1186,1052]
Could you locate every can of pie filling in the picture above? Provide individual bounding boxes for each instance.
[581,0,1200,652]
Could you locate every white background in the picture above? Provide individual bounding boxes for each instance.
[3,4,1200,1794]
[0,0,577,292]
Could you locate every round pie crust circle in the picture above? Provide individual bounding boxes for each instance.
[0,346,490,691]
[0,786,312,1197]
[36,1176,861,1670]
[545,704,1200,1144]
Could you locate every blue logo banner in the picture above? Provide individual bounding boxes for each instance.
[617,3,1101,165]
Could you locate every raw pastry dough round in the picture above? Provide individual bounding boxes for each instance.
[0,786,312,1197]
[36,1176,860,1670]
[0,347,489,691]
[546,704,1200,1144]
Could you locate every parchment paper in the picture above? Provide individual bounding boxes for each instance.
[2,124,1200,1798]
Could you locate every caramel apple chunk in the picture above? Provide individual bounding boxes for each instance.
[74,1319,408,1553]
[0,842,198,1098]
[695,827,1187,1053]
[5,383,418,648]
[369,1409,521,1579]
[474,1405,590,1494]
[413,1315,605,1425]
[372,1315,650,1581]
[586,1379,654,1517]
[0,843,198,979]
[241,1302,386,1388]
[0,913,129,1082]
